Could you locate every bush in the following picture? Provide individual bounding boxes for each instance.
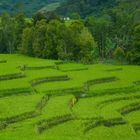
[126,51,140,65]
[126,51,133,64]
[113,47,125,62]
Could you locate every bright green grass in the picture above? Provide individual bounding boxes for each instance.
[64,20,80,27]
[125,110,140,124]
[0,54,140,140]
[73,92,140,119]
[58,63,88,71]
[33,95,74,122]
[0,78,30,90]
[0,94,43,119]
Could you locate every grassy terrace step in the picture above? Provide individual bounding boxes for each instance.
[0,55,140,139]
[30,75,70,86]
[118,102,140,115]
[20,65,57,71]
[36,95,49,111]
[84,117,103,133]
[37,114,74,133]
[84,118,127,133]
[105,68,123,72]
[0,73,25,81]
[44,77,118,97]
[45,87,84,96]
[0,60,7,63]
[0,95,49,130]
[103,118,127,127]
[0,88,32,98]
[38,95,73,122]
[85,76,118,89]
[134,81,140,85]
[0,111,38,130]
[58,63,88,72]
[60,68,88,72]
[96,94,140,110]
[54,61,64,65]
[88,86,140,97]
[133,123,140,133]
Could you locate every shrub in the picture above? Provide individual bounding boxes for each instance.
[113,47,125,62]
[126,51,140,65]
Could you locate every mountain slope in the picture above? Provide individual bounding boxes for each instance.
[0,0,63,16]
[56,0,140,18]
[56,0,117,18]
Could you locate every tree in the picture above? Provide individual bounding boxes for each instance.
[57,25,73,60]
[33,12,47,24]
[109,7,133,51]
[32,20,47,58]
[14,13,28,51]
[44,20,62,59]
[105,37,116,58]
[77,28,97,63]
[21,27,33,56]
[133,24,140,52]
[85,16,111,59]
[0,13,17,54]
[69,12,81,19]
[127,24,140,64]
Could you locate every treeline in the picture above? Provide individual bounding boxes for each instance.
[57,0,140,64]
[0,13,96,63]
[0,0,140,64]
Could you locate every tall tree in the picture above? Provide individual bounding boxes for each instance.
[21,27,33,56]
[0,13,17,54]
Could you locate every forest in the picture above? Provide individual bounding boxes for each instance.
[0,0,140,64]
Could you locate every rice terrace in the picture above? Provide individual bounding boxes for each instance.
[0,54,139,140]
[0,0,140,139]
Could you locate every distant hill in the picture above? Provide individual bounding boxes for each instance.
[56,0,140,18]
[56,0,116,18]
[0,0,64,16]
[0,0,139,19]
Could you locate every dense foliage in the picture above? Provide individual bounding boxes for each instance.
[0,0,140,64]
[57,0,116,18]
[0,13,96,63]
[56,0,140,64]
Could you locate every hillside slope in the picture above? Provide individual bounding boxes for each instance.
[56,0,140,18]
[0,54,140,140]
[0,0,63,16]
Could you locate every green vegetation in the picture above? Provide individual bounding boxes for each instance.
[0,0,63,16]
[0,54,140,140]
[39,2,60,13]
[0,0,140,139]
[0,14,96,63]
[0,0,140,65]
[57,0,140,64]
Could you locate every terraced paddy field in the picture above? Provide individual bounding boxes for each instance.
[0,54,140,140]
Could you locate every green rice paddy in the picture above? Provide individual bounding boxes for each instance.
[0,54,140,140]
